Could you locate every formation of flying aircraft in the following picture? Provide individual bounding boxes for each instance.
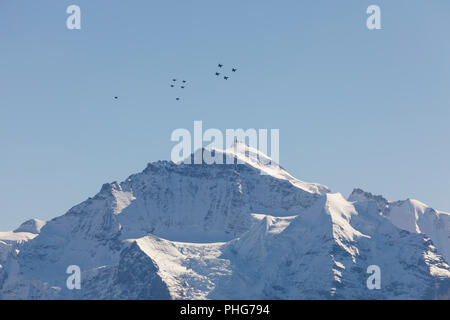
[170,78,187,100]
[113,62,238,102]
[215,63,237,80]
[164,63,238,102]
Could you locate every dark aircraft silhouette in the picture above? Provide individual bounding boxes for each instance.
[215,72,220,76]
[172,79,177,82]
[232,68,237,72]
[176,98,180,101]
[218,64,223,68]
[224,76,229,80]
[181,86,185,89]
[182,80,186,83]
[114,96,118,99]
[170,85,174,87]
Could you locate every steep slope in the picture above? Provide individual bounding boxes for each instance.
[216,193,450,299]
[77,241,171,300]
[77,193,449,300]
[349,188,450,263]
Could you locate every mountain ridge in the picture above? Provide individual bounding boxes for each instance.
[0,144,449,299]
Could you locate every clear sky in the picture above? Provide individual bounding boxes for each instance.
[1,0,449,231]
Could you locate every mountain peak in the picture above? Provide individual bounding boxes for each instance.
[348,188,388,209]
[225,140,277,165]
[14,219,46,234]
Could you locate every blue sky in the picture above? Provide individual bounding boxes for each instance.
[1,0,449,231]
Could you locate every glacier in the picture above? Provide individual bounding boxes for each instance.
[0,142,449,299]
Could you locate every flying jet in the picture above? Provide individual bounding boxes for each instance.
[181,86,185,89]
[215,72,220,76]
[176,97,180,101]
[170,85,174,87]
[224,76,229,80]
[114,96,118,99]
[172,79,177,82]
[182,80,186,83]
[232,68,237,72]
[218,64,223,68]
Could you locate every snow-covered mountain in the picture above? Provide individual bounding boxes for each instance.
[349,189,450,264]
[0,142,449,299]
